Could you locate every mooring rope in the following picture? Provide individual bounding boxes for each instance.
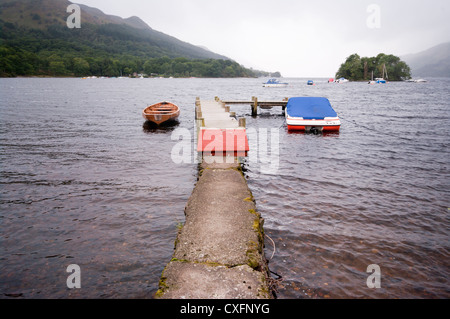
[265,233,276,260]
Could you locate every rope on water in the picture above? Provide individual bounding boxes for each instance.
[265,233,276,260]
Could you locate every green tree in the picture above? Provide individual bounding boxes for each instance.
[72,57,90,76]
[336,53,411,81]
[336,54,363,80]
[49,61,67,75]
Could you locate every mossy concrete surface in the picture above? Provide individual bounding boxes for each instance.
[156,158,271,299]
[159,261,270,299]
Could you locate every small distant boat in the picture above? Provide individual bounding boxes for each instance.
[142,101,180,125]
[328,78,335,83]
[285,97,341,132]
[307,80,314,85]
[406,78,427,83]
[369,78,386,84]
[368,71,387,84]
[263,78,289,87]
[335,77,349,83]
[370,64,388,84]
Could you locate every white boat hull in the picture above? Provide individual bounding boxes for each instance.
[263,83,288,87]
[286,115,341,132]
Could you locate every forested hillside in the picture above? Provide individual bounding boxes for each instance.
[0,0,274,77]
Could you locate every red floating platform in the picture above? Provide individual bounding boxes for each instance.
[197,128,249,157]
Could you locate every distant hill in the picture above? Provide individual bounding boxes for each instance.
[0,0,229,60]
[402,42,450,78]
[0,0,274,77]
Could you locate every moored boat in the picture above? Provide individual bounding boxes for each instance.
[263,78,289,87]
[285,97,341,132]
[335,77,349,83]
[369,64,388,84]
[142,101,180,125]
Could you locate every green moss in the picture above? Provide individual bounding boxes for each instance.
[249,209,264,241]
[173,223,184,249]
[246,241,261,269]
[246,208,266,270]
[257,282,271,299]
[154,271,169,298]
[170,257,189,263]
[252,219,260,232]
[154,286,166,298]
[229,164,246,179]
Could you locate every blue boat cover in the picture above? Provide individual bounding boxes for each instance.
[265,78,287,84]
[286,97,337,119]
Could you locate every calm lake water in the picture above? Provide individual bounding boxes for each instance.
[1,77,449,298]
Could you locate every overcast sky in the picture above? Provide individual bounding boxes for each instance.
[73,0,450,77]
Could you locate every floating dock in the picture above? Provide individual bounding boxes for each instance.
[196,98,249,157]
[156,98,271,299]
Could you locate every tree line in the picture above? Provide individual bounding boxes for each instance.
[335,53,411,81]
[0,46,258,78]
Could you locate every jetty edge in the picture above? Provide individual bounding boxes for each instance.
[155,98,272,299]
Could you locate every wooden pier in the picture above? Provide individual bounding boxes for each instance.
[156,98,271,299]
[221,96,289,116]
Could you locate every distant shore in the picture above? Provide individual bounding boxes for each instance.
[1,76,430,81]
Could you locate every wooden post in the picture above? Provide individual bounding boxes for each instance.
[225,106,230,112]
[195,104,203,119]
[239,117,246,128]
[282,97,288,112]
[251,96,258,116]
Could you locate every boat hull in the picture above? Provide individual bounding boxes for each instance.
[286,117,341,132]
[142,102,180,125]
[263,83,288,87]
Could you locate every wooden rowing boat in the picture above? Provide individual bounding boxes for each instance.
[142,101,180,125]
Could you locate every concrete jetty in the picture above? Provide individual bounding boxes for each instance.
[155,99,271,299]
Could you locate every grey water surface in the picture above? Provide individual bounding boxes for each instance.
[1,77,448,298]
